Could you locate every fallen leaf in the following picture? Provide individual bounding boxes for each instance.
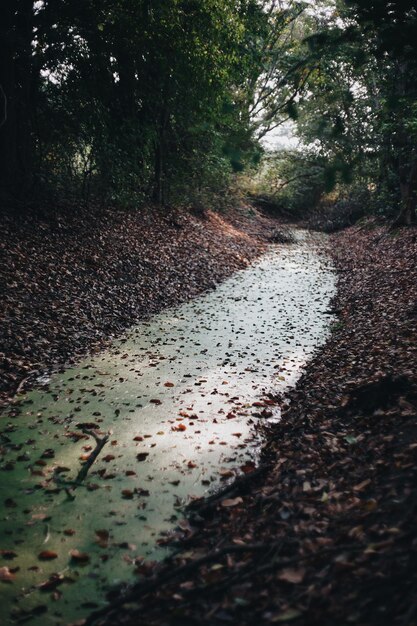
[272,609,303,622]
[95,529,109,540]
[38,573,65,591]
[240,461,256,474]
[69,549,90,563]
[353,479,371,492]
[38,550,58,560]
[221,497,243,508]
[95,529,109,547]
[0,566,16,582]
[219,469,235,478]
[0,550,17,559]
[172,424,187,432]
[277,567,306,584]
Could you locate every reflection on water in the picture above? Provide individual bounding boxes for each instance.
[0,232,335,625]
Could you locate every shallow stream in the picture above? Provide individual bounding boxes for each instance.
[0,231,336,625]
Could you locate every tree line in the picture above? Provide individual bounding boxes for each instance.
[254,0,417,225]
[0,0,273,207]
[1,1,416,223]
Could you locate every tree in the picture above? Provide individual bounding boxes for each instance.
[0,1,36,197]
[265,0,417,223]
[1,0,279,209]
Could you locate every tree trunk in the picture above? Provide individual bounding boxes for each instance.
[152,138,164,205]
[394,160,417,227]
[0,1,18,195]
[15,0,35,191]
[0,0,35,200]
[152,105,169,205]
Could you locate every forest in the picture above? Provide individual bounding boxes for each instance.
[2,0,417,223]
[1,1,417,626]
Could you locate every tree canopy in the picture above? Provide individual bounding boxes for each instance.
[0,0,272,206]
[259,0,417,224]
[1,0,416,222]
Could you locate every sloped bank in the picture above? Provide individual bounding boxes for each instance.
[0,203,281,403]
[90,222,417,626]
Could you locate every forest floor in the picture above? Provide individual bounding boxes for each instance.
[86,221,417,626]
[2,205,417,626]
[0,202,282,405]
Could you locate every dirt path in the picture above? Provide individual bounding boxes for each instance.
[89,223,417,626]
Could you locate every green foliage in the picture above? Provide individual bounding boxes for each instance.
[292,0,417,223]
[4,0,416,222]
[1,0,271,208]
[249,150,327,217]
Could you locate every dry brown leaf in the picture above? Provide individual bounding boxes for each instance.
[0,567,16,582]
[69,549,90,563]
[221,497,243,508]
[38,550,58,560]
[277,567,306,584]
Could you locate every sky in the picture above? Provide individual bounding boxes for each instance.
[261,120,300,151]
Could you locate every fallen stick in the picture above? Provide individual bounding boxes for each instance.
[75,428,109,483]
[52,429,109,499]
[14,369,40,395]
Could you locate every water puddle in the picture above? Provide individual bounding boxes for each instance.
[0,231,336,625]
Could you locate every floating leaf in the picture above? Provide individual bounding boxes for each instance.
[0,566,16,582]
[38,550,58,560]
[69,549,90,563]
[0,550,17,560]
[172,424,187,432]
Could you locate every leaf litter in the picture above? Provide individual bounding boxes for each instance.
[0,205,338,625]
[86,223,417,626]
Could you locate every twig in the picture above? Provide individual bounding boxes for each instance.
[75,429,109,483]
[52,429,109,499]
[14,369,40,395]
